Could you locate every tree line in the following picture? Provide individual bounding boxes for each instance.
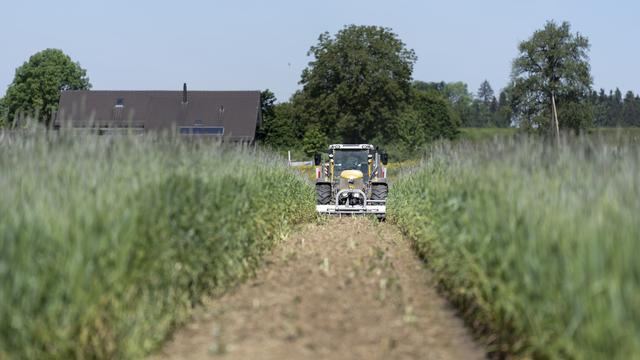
[2,21,639,152]
[590,88,640,127]
[257,25,459,157]
[258,20,638,155]
[412,80,512,128]
[412,79,640,129]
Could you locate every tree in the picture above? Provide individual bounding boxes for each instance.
[0,98,7,127]
[255,89,277,142]
[622,91,640,126]
[635,95,640,126]
[477,80,495,105]
[587,87,640,127]
[469,80,498,127]
[495,89,513,128]
[258,102,301,149]
[591,89,610,127]
[392,90,459,151]
[441,82,473,126]
[511,21,592,134]
[296,25,417,143]
[413,80,470,126]
[4,49,91,125]
[470,99,493,127]
[413,91,460,140]
[490,96,498,113]
[557,101,593,134]
[260,89,276,122]
[443,82,473,106]
[302,127,328,157]
[610,88,624,125]
[412,81,445,94]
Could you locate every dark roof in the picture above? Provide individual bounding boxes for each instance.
[56,90,261,141]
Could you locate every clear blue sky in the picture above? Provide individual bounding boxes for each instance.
[1,0,638,101]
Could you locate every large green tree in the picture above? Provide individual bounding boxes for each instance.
[511,21,592,133]
[296,25,417,143]
[4,49,91,125]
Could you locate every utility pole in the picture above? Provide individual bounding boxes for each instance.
[551,91,560,147]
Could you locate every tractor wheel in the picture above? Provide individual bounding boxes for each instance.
[316,184,332,205]
[370,184,388,201]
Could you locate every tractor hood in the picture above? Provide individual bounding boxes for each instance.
[340,170,364,181]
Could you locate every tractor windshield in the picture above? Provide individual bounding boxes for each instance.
[334,150,369,180]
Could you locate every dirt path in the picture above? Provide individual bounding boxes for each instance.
[153,218,485,360]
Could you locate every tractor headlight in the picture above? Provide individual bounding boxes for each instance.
[340,192,349,198]
[352,192,360,198]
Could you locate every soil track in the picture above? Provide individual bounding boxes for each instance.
[153,218,485,360]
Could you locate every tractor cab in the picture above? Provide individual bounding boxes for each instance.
[333,149,369,179]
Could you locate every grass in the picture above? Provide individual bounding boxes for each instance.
[292,164,316,182]
[588,127,640,142]
[458,126,640,143]
[0,132,315,359]
[458,127,518,141]
[389,135,640,359]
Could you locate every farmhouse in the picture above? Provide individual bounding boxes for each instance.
[55,84,261,141]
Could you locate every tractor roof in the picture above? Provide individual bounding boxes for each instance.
[328,144,375,151]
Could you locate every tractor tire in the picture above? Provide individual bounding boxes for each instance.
[370,184,388,201]
[316,184,332,205]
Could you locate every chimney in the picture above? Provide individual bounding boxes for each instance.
[182,83,188,104]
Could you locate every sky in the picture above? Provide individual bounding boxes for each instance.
[1,0,638,101]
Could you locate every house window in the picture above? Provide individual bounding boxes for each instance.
[115,98,124,107]
[179,127,224,135]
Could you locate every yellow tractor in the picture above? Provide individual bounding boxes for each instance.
[314,144,388,218]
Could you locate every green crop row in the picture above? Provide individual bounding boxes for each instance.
[0,133,315,359]
[389,137,640,359]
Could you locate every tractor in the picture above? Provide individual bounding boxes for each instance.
[314,144,388,218]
